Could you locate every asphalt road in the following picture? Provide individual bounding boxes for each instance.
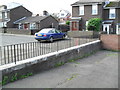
[0,33,36,46]
[2,50,118,88]
[0,33,97,46]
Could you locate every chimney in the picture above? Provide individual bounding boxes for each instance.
[36,14,39,16]
[43,10,48,16]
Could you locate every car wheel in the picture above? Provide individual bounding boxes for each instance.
[49,37,53,42]
[63,35,67,39]
[37,40,41,42]
[62,35,65,39]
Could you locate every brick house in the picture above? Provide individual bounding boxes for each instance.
[0,5,32,28]
[70,0,120,34]
[14,15,59,30]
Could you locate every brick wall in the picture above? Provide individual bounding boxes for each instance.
[100,34,120,51]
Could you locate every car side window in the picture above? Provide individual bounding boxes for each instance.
[55,30,60,33]
[49,30,54,33]
[52,29,56,33]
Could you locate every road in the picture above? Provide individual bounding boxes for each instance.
[2,50,118,88]
[0,33,36,46]
[0,33,98,65]
[0,33,97,46]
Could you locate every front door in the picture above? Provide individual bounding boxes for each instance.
[103,24,111,34]
[72,21,78,31]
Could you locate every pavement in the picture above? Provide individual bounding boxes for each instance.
[2,50,118,88]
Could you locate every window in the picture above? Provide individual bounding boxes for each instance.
[30,23,36,29]
[116,25,120,34]
[92,4,98,15]
[86,21,89,30]
[79,5,84,15]
[109,9,115,19]
[0,13,2,19]
[0,22,3,27]
[4,12,7,19]
[61,14,64,16]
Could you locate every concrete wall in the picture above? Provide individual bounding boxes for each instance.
[67,31,99,38]
[0,40,101,85]
[100,34,120,51]
[1,28,31,35]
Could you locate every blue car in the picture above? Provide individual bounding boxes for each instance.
[35,28,66,42]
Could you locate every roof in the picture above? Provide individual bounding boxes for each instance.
[102,20,114,24]
[71,0,104,6]
[14,15,50,24]
[105,1,120,8]
[1,5,32,14]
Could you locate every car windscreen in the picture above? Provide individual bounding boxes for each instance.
[38,29,52,33]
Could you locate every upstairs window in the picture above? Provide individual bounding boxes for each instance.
[109,9,115,19]
[79,5,84,15]
[92,4,98,15]
[2,12,8,20]
[0,13,2,19]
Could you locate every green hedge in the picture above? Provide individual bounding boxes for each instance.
[87,18,102,31]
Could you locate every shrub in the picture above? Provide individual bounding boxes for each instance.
[66,21,70,25]
[87,18,102,31]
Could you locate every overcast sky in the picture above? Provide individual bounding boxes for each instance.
[0,0,78,14]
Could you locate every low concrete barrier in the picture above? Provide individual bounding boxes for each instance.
[0,28,40,35]
[6,28,31,35]
[0,40,101,85]
[68,31,99,38]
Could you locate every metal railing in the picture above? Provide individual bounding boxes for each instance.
[0,38,98,65]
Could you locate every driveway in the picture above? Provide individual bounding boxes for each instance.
[2,50,118,88]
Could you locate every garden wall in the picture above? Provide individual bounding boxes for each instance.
[100,34,120,51]
[0,40,101,85]
[67,31,99,38]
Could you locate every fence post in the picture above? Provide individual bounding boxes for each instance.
[14,45,16,64]
[57,41,58,52]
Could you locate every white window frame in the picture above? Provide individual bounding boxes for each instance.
[79,5,84,15]
[92,4,98,15]
[109,9,116,19]
[86,21,89,31]
[30,23,36,29]
[4,12,7,19]
[0,12,2,19]
[116,25,120,35]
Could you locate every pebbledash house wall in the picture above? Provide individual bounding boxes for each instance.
[72,4,103,30]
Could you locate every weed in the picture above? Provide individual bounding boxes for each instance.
[55,62,65,67]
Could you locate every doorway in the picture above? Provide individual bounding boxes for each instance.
[103,24,111,34]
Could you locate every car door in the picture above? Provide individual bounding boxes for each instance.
[55,29,62,38]
[50,29,58,39]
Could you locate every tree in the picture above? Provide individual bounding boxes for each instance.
[87,18,102,31]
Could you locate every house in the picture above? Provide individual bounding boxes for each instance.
[70,0,120,34]
[0,5,32,28]
[57,10,71,24]
[14,15,59,30]
[102,1,120,34]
